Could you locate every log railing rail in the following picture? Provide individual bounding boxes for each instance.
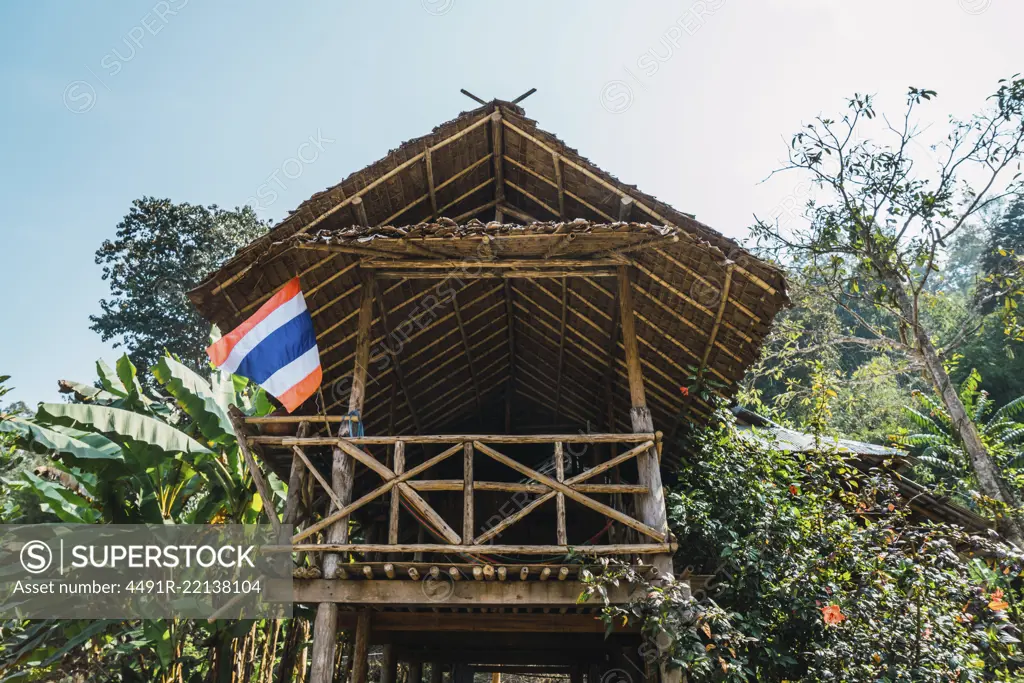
[246,425,669,556]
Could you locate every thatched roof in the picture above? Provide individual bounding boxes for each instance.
[189,100,790,446]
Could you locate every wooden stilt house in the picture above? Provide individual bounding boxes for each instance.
[189,99,789,682]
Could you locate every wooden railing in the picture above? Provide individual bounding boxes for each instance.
[246,428,673,557]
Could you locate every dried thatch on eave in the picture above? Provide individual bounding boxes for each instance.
[189,100,790,464]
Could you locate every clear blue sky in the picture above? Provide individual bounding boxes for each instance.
[1,0,1020,406]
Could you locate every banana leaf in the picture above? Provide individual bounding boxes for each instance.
[57,379,120,404]
[39,620,120,668]
[0,417,123,462]
[19,471,100,523]
[96,359,128,397]
[36,404,212,457]
[153,356,233,444]
[116,355,157,410]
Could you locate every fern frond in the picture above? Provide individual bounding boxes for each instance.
[904,406,947,434]
[917,455,966,475]
[973,392,991,423]
[990,395,1024,425]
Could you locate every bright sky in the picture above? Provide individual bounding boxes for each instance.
[0,0,1020,407]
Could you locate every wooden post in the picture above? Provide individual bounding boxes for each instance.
[491,110,505,203]
[553,153,565,218]
[351,610,371,683]
[380,645,398,683]
[389,441,405,544]
[372,280,425,435]
[452,294,484,422]
[408,661,423,683]
[616,266,673,578]
[425,146,439,219]
[430,663,443,683]
[352,196,369,227]
[285,422,311,567]
[310,272,374,683]
[283,421,311,529]
[555,442,566,545]
[228,407,281,538]
[463,442,474,543]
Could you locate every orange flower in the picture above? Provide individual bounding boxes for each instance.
[679,386,689,396]
[789,484,799,496]
[989,588,1009,612]
[821,604,846,625]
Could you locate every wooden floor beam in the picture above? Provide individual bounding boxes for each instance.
[279,579,643,606]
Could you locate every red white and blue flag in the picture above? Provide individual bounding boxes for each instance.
[207,277,322,413]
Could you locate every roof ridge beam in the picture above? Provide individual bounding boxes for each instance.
[491,111,505,223]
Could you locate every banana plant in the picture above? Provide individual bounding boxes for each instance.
[2,354,278,524]
[0,355,282,683]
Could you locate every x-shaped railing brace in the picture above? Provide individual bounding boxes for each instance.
[291,442,463,544]
[472,440,663,543]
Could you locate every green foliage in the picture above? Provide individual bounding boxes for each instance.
[587,408,1024,681]
[901,372,1024,510]
[739,275,921,444]
[4,353,275,525]
[0,355,292,683]
[978,198,1024,337]
[747,77,1024,541]
[90,198,267,376]
[0,377,54,525]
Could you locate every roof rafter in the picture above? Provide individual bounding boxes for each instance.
[452,291,484,421]
[553,278,568,423]
[371,278,425,435]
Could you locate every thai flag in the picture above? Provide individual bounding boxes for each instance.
[207,277,322,413]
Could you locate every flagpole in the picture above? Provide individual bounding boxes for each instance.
[316,386,331,428]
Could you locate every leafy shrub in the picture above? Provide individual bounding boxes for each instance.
[586,409,1024,681]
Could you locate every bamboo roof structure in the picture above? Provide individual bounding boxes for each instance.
[189,99,790,460]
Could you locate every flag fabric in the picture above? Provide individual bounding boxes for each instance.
[207,277,322,413]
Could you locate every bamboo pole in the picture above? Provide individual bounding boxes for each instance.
[617,266,673,577]
[463,442,474,543]
[294,443,463,544]
[261,432,655,446]
[555,442,566,545]
[473,441,665,541]
[228,408,280,537]
[310,272,374,683]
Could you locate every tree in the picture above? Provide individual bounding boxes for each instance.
[739,275,923,443]
[978,197,1024,339]
[751,77,1024,544]
[90,199,267,376]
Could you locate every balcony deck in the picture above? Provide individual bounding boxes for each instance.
[240,420,674,562]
